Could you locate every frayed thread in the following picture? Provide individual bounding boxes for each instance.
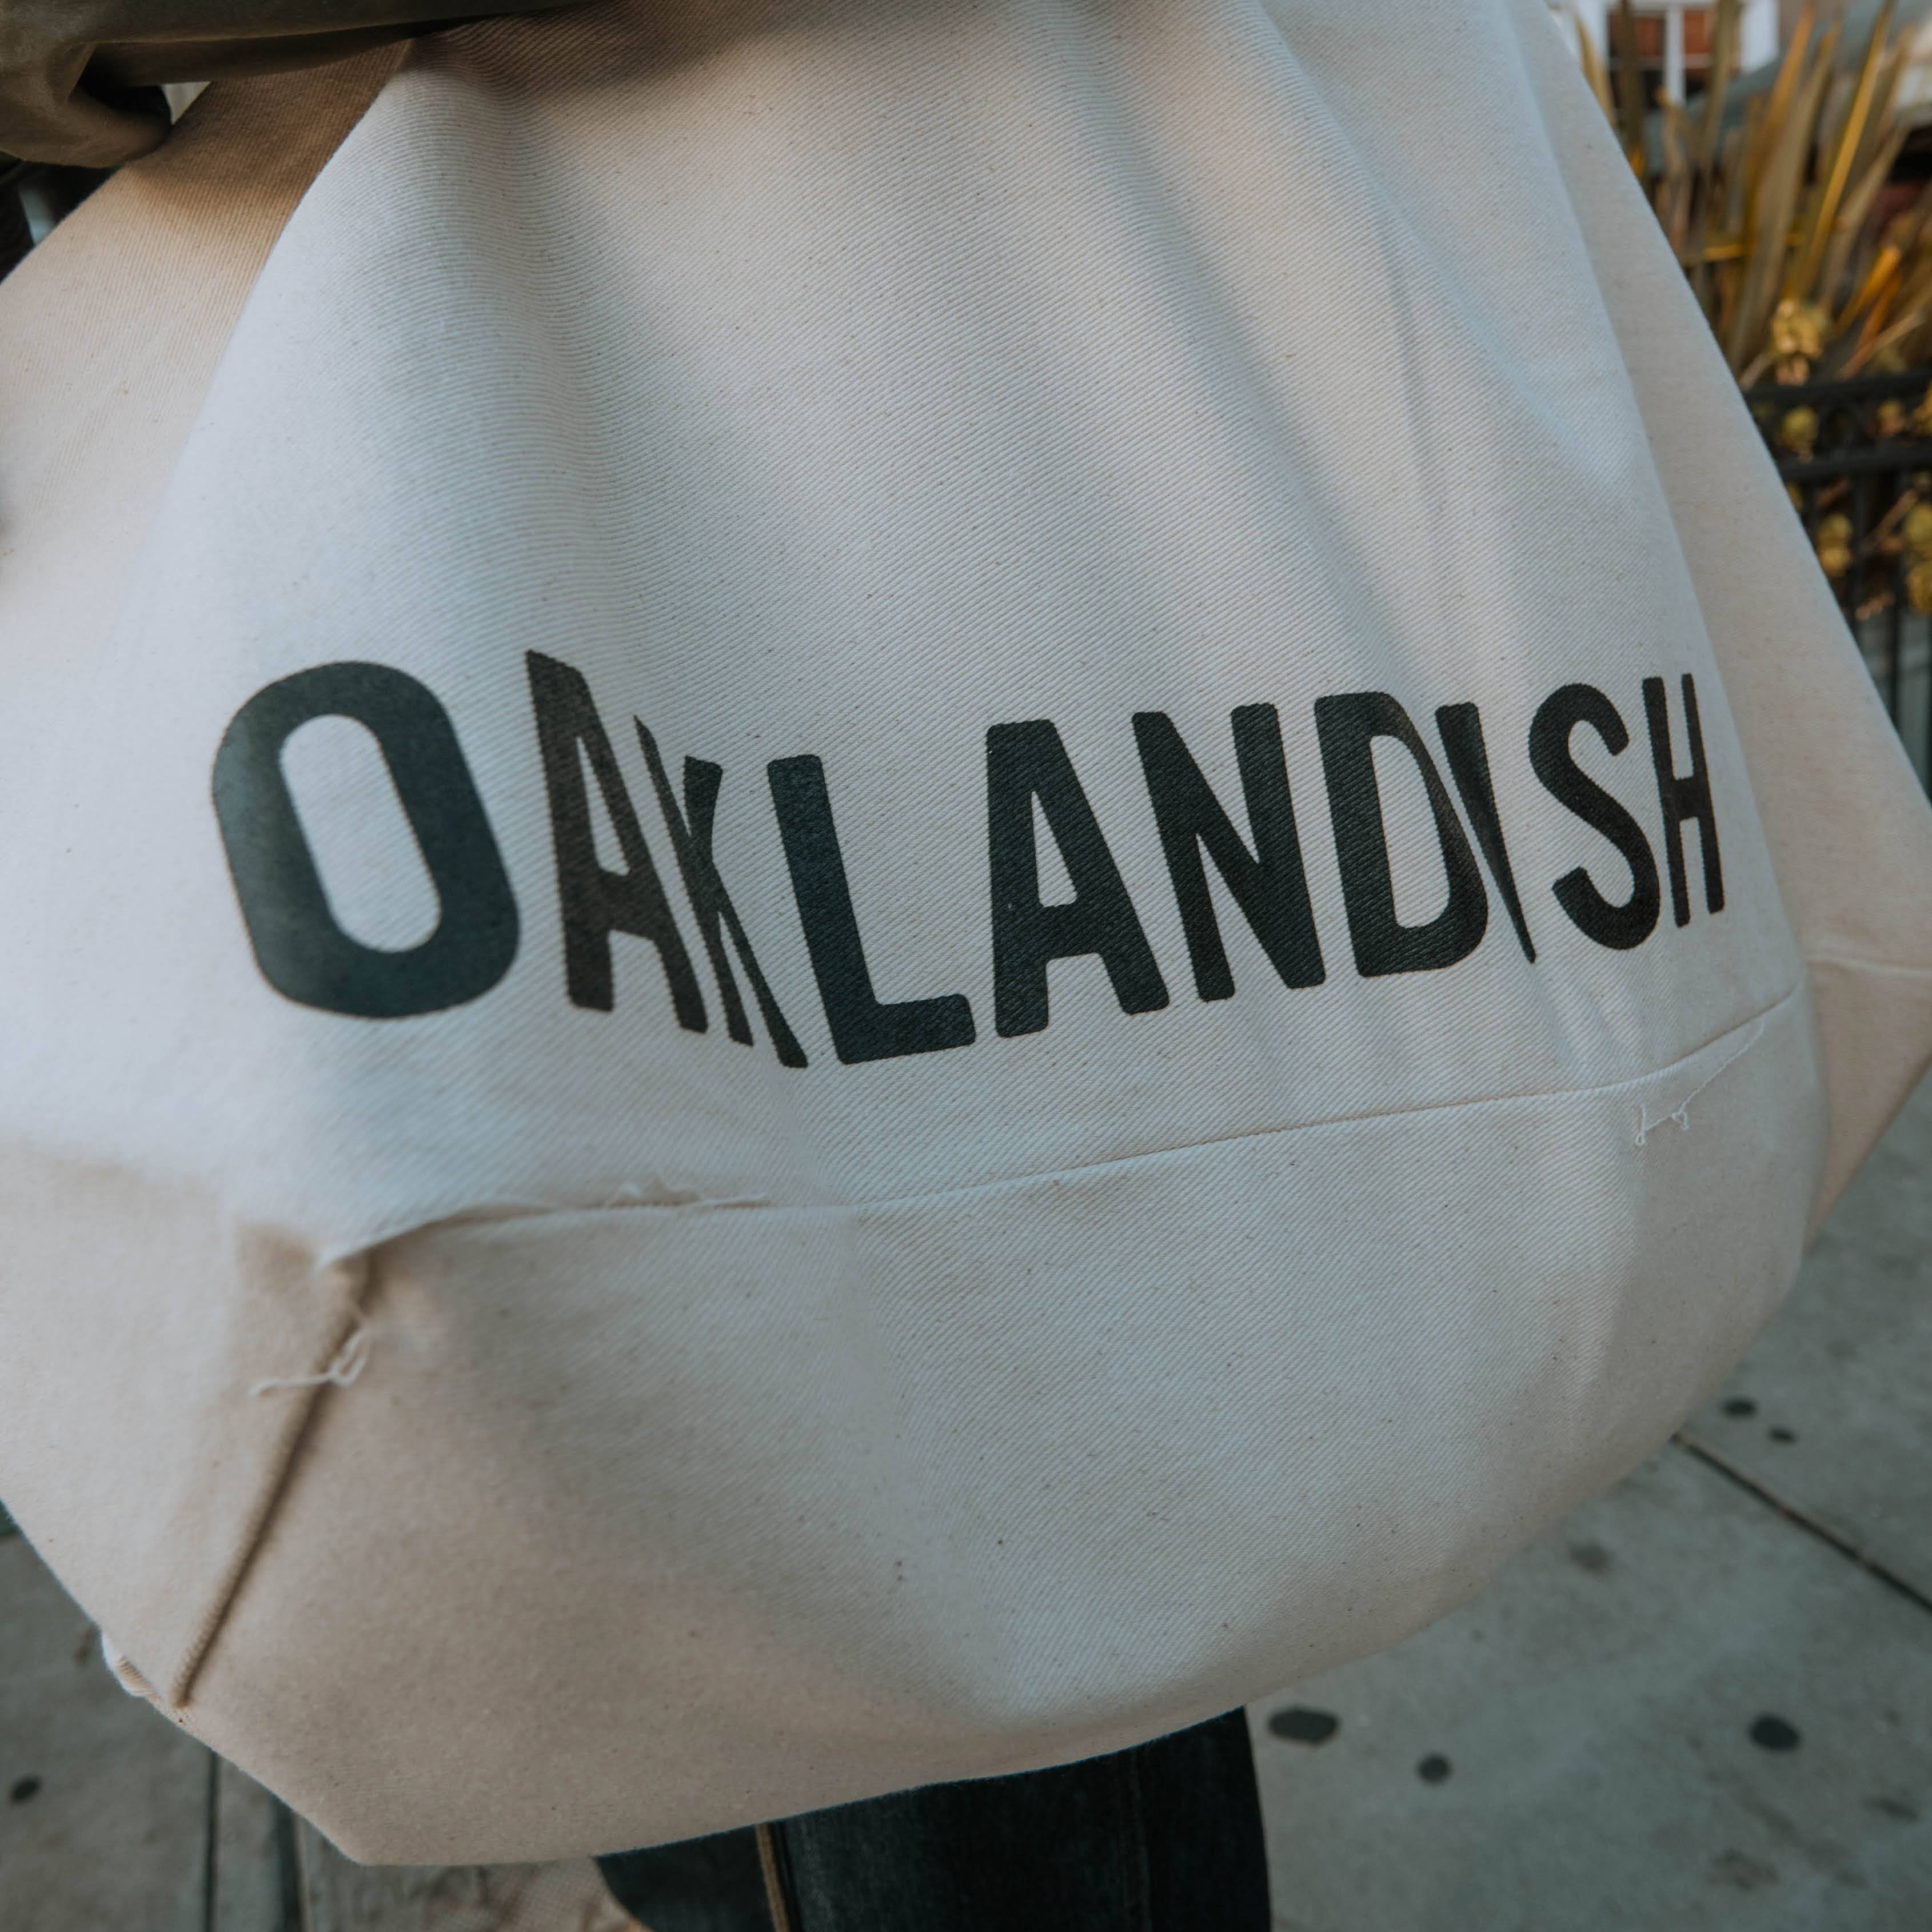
[100,1631,160,1704]
[1635,1100,1695,1146]
[596,1181,773,1213]
[1635,1019,1767,1148]
[249,1321,373,1399]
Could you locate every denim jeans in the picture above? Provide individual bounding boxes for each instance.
[597,1710,1271,1932]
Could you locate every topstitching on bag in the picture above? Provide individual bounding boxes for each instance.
[330,980,1806,1254]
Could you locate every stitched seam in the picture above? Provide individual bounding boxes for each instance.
[859,981,1809,1212]
[1806,951,1932,983]
[171,1275,373,1709]
[377,980,1807,1247]
[183,984,1808,1710]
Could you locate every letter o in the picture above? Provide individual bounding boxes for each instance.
[213,662,520,1019]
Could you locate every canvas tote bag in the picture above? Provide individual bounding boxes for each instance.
[3,0,1931,1866]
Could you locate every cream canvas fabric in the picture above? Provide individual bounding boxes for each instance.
[3,0,1931,1867]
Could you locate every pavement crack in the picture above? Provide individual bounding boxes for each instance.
[1673,1430,1932,1619]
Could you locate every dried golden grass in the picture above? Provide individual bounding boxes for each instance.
[1576,0,1932,382]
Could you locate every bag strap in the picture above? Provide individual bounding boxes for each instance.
[0,47,403,672]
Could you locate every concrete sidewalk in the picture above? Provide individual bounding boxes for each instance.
[2,1078,1928,1930]
[1251,1072,1932,1930]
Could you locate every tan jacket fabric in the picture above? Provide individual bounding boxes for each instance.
[0,0,570,163]
[2,0,1930,1867]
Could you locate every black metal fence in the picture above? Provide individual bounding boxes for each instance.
[1749,368,1932,789]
